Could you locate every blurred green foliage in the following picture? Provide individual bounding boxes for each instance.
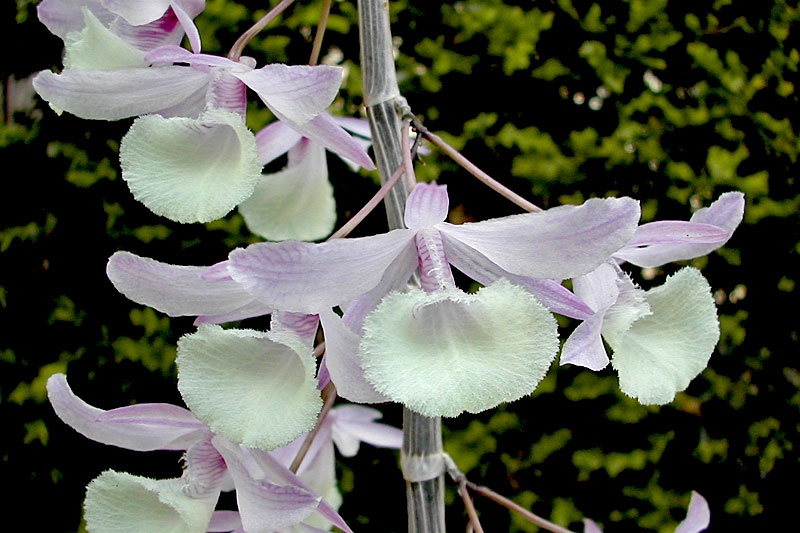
[2,0,798,531]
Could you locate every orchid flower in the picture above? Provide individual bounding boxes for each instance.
[46,373,355,533]
[224,183,641,416]
[33,32,373,223]
[584,490,710,532]
[239,117,375,241]
[561,192,745,404]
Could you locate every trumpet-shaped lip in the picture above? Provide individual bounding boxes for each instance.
[120,108,262,223]
[177,324,322,450]
[360,279,559,417]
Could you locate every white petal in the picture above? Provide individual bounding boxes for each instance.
[177,325,322,450]
[610,267,719,405]
[84,470,217,533]
[64,8,145,69]
[239,141,336,241]
[120,108,262,223]
[360,279,559,417]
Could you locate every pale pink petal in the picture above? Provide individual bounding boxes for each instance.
[330,405,402,457]
[145,45,240,69]
[330,116,371,138]
[38,0,114,39]
[560,312,610,371]
[107,251,269,318]
[438,197,640,280]
[318,310,388,404]
[228,230,417,314]
[415,228,456,291]
[102,0,172,26]
[47,374,207,451]
[626,221,729,246]
[234,65,343,125]
[211,437,320,533]
[170,0,202,52]
[615,192,744,267]
[180,438,228,498]
[277,112,375,170]
[207,511,242,532]
[442,234,594,319]
[255,121,303,165]
[675,491,710,533]
[583,518,604,533]
[33,66,211,120]
[247,449,354,533]
[404,182,449,229]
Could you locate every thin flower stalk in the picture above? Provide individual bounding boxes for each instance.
[466,481,576,533]
[309,0,333,66]
[228,0,297,60]
[415,121,543,213]
[402,117,418,191]
[327,164,406,240]
[289,382,338,473]
[458,481,485,533]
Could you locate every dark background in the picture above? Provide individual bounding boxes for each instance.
[2,0,798,530]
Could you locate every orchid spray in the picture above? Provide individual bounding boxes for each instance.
[32,1,744,531]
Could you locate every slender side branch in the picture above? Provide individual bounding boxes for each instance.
[327,164,406,240]
[414,122,543,213]
[289,382,338,473]
[228,0,297,60]
[458,482,485,533]
[309,0,333,66]
[401,117,418,191]
[466,481,577,533]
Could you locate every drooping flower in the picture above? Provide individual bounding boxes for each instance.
[34,35,373,223]
[46,373,354,533]
[106,184,640,415]
[560,192,744,404]
[226,183,641,415]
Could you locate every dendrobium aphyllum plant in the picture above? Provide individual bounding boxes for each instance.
[46,373,401,533]
[561,192,744,404]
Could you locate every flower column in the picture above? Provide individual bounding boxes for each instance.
[358,1,446,531]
